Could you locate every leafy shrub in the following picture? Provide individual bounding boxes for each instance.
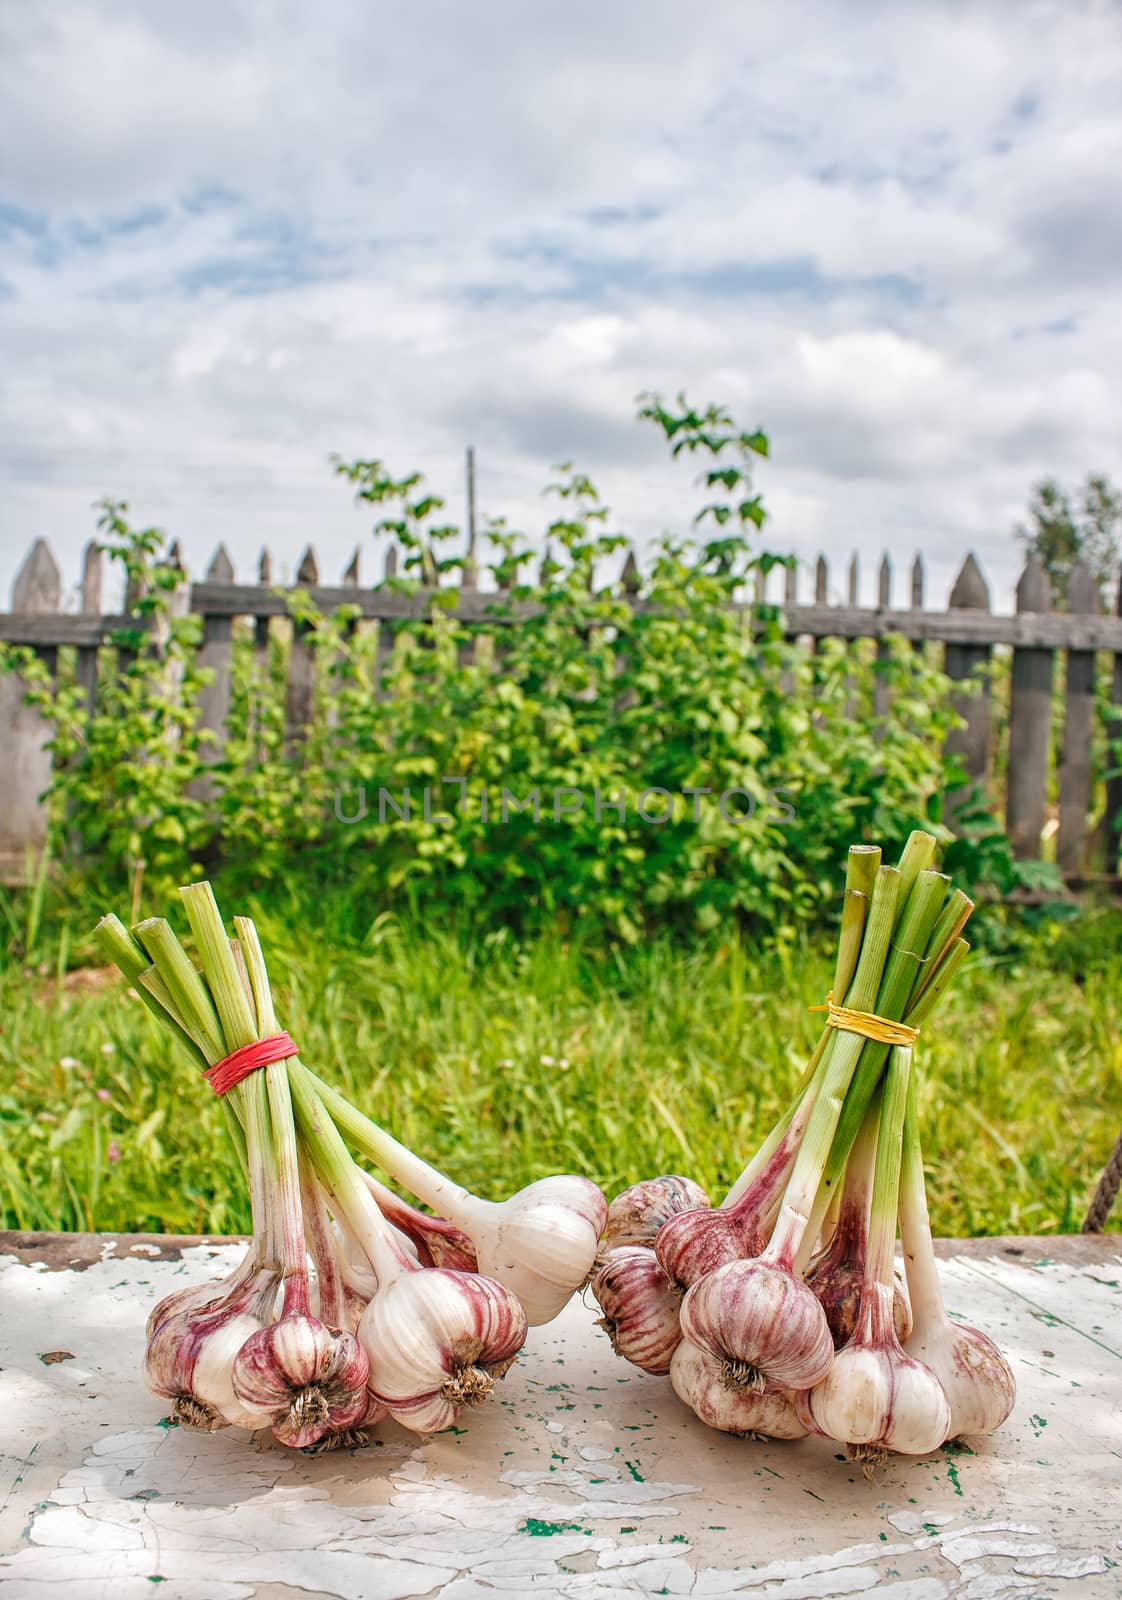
[3,399,965,940]
[2,501,210,912]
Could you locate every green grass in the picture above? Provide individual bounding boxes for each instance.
[1,894,1119,1237]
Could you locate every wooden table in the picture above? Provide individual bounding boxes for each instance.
[1,1231,1119,1599]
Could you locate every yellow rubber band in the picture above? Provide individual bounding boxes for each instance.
[808,991,919,1048]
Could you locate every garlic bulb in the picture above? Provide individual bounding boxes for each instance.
[903,1318,1015,1439]
[670,1342,806,1439]
[808,1337,950,1461]
[145,1309,272,1432]
[146,1275,243,1342]
[679,1259,834,1393]
[655,1204,765,1291]
[231,1313,370,1449]
[190,1314,276,1432]
[591,1246,682,1375]
[464,1176,608,1325]
[655,1116,803,1290]
[359,1267,527,1433]
[602,1175,710,1254]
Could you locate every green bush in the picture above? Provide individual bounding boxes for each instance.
[3,398,962,940]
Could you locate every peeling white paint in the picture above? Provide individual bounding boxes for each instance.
[1,1243,1120,1597]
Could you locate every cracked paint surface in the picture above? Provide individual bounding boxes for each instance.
[1,1238,1120,1598]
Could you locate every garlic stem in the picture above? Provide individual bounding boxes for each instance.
[834,841,882,992]
[125,920,248,1172]
[906,937,970,1025]
[772,870,947,1271]
[232,919,312,1316]
[893,831,937,923]
[179,882,258,1050]
[806,1085,879,1299]
[306,1071,471,1216]
[722,1029,830,1207]
[134,917,227,1061]
[301,1154,348,1329]
[96,914,211,1072]
[915,890,974,1000]
[896,1059,947,1331]
[723,845,879,1209]
[286,1057,415,1287]
[762,865,900,1269]
[859,1046,911,1338]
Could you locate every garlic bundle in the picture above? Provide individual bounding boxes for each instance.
[97,883,605,1453]
[805,1049,951,1464]
[592,832,1016,1465]
[805,1095,912,1347]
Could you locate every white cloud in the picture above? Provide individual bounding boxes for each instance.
[2,0,1122,621]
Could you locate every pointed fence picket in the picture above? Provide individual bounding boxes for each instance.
[0,540,61,873]
[1058,563,1098,875]
[1106,572,1122,874]
[3,536,1122,883]
[286,547,320,748]
[1007,558,1053,859]
[943,552,993,825]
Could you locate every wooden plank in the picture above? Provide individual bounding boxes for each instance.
[80,539,102,614]
[375,545,399,699]
[620,548,640,597]
[254,548,272,666]
[1006,557,1054,859]
[943,553,993,827]
[285,546,319,747]
[844,554,858,717]
[810,555,828,666]
[1105,572,1122,875]
[780,561,798,693]
[1057,562,1098,874]
[190,547,237,802]
[6,595,1122,650]
[0,540,62,875]
[910,554,926,661]
[73,540,104,719]
[873,553,891,723]
[12,586,1122,651]
[10,573,1122,655]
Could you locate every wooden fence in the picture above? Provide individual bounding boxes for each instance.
[2,535,1122,883]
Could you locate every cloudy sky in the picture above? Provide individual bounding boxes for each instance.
[2,0,1121,614]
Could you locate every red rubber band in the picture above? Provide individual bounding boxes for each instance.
[205,1032,299,1096]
